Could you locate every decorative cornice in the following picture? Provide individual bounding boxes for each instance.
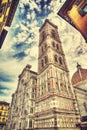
[36,91,75,103]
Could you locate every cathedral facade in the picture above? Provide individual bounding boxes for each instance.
[6,65,37,130]
[5,19,87,130]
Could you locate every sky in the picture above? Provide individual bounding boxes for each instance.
[0,0,87,103]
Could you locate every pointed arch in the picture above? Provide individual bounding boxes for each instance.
[41,46,44,53]
[52,41,55,48]
[51,29,56,39]
[44,56,48,64]
[42,31,46,41]
[54,55,58,62]
[29,120,32,127]
[41,59,44,67]
[59,57,63,65]
[56,44,59,50]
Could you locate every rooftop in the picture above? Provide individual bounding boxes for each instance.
[0,101,9,105]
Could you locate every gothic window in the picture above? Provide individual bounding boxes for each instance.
[56,82,58,85]
[31,93,34,98]
[42,86,43,90]
[83,102,87,112]
[41,59,44,67]
[56,44,59,50]
[54,55,58,62]
[59,57,63,65]
[31,101,33,106]
[42,90,43,95]
[42,31,46,41]
[51,30,56,39]
[29,120,32,127]
[24,82,27,88]
[52,42,55,48]
[60,83,63,87]
[42,46,44,53]
[21,79,24,84]
[48,82,50,91]
[44,85,46,92]
[32,88,34,92]
[56,82,59,89]
[30,107,33,113]
[45,43,47,49]
[44,56,48,64]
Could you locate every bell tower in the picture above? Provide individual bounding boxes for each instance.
[35,19,80,130]
[38,19,68,74]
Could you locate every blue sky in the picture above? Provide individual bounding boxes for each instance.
[0,0,87,103]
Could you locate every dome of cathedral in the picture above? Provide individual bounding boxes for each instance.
[72,63,87,85]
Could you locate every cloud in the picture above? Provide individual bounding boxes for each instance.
[0,83,10,96]
[13,51,27,60]
[0,84,9,90]
[0,71,14,82]
[0,80,16,102]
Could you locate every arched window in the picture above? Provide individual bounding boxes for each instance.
[29,120,32,127]
[21,79,24,84]
[42,46,44,53]
[48,82,50,92]
[52,42,55,48]
[56,44,59,50]
[45,43,47,49]
[51,30,56,39]
[30,107,33,113]
[19,122,21,128]
[54,55,58,62]
[44,56,48,64]
[42,31,46,41]
[59,57,63,65]
[83,102,87,112]
[41,59,44,67]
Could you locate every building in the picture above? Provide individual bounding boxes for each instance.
[5,65,37,130]
[58,0,87,42]
[72,63,87,130]
[0,0,19,48]
[6,19,86,130]
[0,101,9,130]
[34,19,80,130]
